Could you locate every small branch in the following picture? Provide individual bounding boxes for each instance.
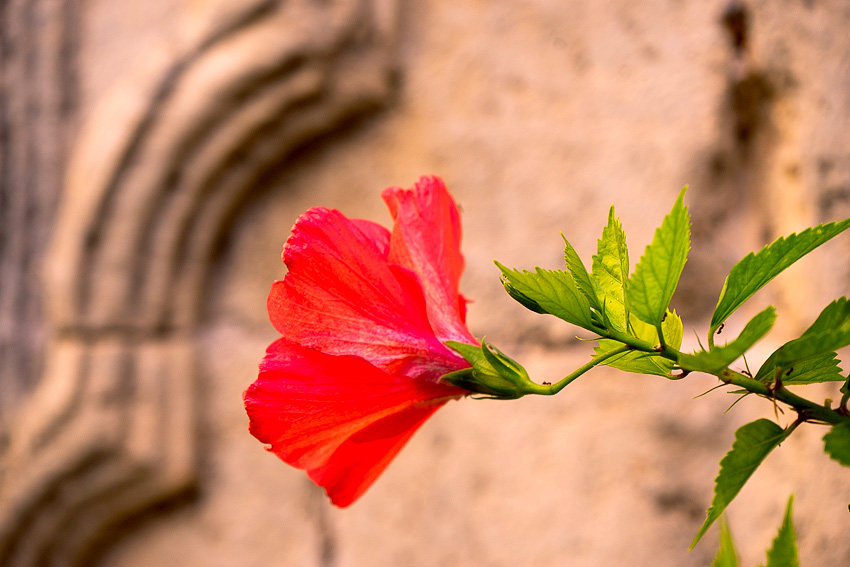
[655,322,669,352]
[544,344,632,395]
[717,368,850,426]
[840,378,850,416]
[603,329,680,362]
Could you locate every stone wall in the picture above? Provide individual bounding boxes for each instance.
[2,1,850,565]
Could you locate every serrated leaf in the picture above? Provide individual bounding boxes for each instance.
[679,306,776,374]
[663,308,684,351]
[628,187,690,326]
[823,421,850,467]
[691,419,791,549]
[710,218,850,334]
[592,207,630,331]
[496,262,596,331]
[774,316,850,366]
[763,496,798,567]
[799,296,850,336]
[500,277,549,314]
[783,353,843,385]
[755,298,850,380]
[593,310,682,376]
[755,351,843,385]
[594,339,672,376]
[563,235,603,312]
[713,518,739,567]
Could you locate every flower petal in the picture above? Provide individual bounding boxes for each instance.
[383,176,476,344]
[308,405,442,507]
[244,339,464,507]
[268,206,465,378]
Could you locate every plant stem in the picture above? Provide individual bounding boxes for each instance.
[589,329,850,425]
[719,368,850,425]
[603,328,679,362]
[543,344,632,395]
[655,322,669,352]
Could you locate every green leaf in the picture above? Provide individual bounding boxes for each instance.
[691,419,791,548]
[782,353,843,385]
[628,186,690,326]
[662,309,685,351]
[755,298,850,381]
[592,207,631,331]
[713,518,739,567]
[678,307,776,374]
[498,273,548,314]
[496,263,596,331]
[710,218,850,334]
[593,310,683,376]
[823,421,850,467]
[763,496,799,567]
[563,235,603,312]
[595,339,671,376]
[799,296,850,336]
[755,351,843,385]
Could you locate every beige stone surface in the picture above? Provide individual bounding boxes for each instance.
[3,0,850,566]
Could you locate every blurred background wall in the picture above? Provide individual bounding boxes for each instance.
[2,0,850,565]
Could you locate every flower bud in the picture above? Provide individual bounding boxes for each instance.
[442,340,546,399]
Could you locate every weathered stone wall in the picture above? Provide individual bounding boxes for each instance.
[2,1,850,566]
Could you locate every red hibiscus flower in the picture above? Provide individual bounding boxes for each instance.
[244,176,476,507]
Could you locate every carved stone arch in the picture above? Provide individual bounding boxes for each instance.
[0,1,399,565]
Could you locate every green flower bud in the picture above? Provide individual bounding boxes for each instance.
[441,340,548,399]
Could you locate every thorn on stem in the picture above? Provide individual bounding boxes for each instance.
[767,375,784,421]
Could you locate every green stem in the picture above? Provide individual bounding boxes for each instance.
[551,320,848,424]
[707,323,717,351]
[596,328,849,425]
[603,328,680,362]
[535,344,632,396]
[784,417,803,437]
[840,377,850,415]
[719,368,850,426]
[655,322,668,352]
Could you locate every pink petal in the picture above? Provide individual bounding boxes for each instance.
[382,176,477,345]
[268,207,465,379]
[244,339,464,507]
